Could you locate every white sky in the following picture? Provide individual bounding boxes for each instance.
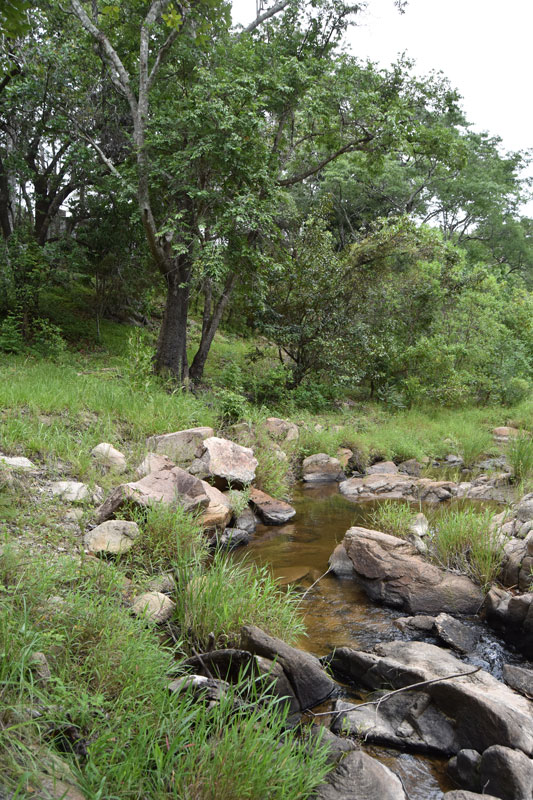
[232,0,533,212]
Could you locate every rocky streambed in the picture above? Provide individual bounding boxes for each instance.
[233,483,533,800]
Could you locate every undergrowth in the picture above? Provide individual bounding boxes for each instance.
[0,548,328,800]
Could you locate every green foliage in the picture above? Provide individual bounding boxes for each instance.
[130,502,208,574]
[0,313,23,353]
[368,500,414,537]
[0,549,328,800]
[214,387,250,424]
[122,328,156,392]
[508,434,533,485]
[428,506,503,590]
[176,551,306,651]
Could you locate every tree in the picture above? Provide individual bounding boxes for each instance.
[67,0,422,385]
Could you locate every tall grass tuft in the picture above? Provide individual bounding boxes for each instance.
[0,549,328,800]
[368,500,415,538]
[428,506,503,590]
[130,501,208,574]
[508,434,533,485]
[177,551,306,651]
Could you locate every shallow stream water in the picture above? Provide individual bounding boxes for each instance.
[234,483,510,799]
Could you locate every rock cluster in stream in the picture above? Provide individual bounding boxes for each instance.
[3,418,533,800]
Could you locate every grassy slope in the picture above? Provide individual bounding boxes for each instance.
[1,303,532,798]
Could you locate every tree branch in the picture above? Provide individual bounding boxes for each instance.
[278,136,374,186]
[243,0,291,34]
[70,0,137,112]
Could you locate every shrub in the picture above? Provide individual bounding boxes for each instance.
[0,314,24,353]
[214,387,250,423]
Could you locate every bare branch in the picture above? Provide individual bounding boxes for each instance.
[147,28,179,90]
[243,0,291,34]
[278,135,374,186]
[70,0,137,112]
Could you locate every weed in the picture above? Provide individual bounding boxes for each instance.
[428,506,503,591]
[0,549,329,800]
[176,551,306,651]
[129,502,208,575]
[508,434,533,485]
[368,500,415,537]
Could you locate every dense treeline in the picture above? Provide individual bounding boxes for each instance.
[0,0,532,406]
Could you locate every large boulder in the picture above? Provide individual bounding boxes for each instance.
[135,452,175,478]
[483,588,533,659]
[340,473,417,501]
[478,745,533,800]
[249,487,296,525]
[240,625,334,711]
[90,442,127,473]
[341,527,483,615]
[315,749,407,800]
[330,641,533,757]
[443,793,500,800]
[367,461,398,475]
[339,474,458,503]
[94,466,209,523]
[264,417,299,442]
[145,427,214,465]
[191,437,258,489]
[302,453,344,483]
[199,481,232,529]
[83,520,139,554]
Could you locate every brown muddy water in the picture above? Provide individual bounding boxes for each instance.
[235,483,458,799]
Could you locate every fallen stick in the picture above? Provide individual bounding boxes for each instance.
[308,665,482,721]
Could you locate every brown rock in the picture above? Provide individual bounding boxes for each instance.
[199,481,232,529]
[95,467,209,523]
[342,526,483,615]
[135,452,175,478]
[249,487,296,525]
[302,453,344,483]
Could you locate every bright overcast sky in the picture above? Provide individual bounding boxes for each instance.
[232,0,533,210]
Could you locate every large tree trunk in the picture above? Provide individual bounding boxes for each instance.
[189,271,237,384]
[155,265,191,383]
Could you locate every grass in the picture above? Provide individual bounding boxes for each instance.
[428,506,504,591]
[368,500,416,537]
[508,433,533,486]
[177,550,306,652]
[0,547,330,800]
[129,502,208,575]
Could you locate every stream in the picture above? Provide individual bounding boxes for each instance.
[234,482,518,800]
